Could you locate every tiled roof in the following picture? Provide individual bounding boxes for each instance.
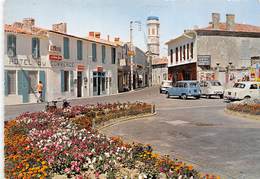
[152,57,168,65]
[5,24,48,36]
[86,36,118,46]
[197,23,260,33]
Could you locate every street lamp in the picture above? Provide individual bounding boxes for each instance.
[129,20,141,91]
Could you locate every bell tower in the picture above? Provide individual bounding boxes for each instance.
[147,16,160,57]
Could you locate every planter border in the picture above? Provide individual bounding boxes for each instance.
[224,108,260,121]
[97,112,157,131]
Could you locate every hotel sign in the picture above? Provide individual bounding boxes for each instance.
[49,45,61,53]
[197,55,211,66]
[49,54,62,61]
[77,64,85,71]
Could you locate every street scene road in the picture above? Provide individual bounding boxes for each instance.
[5,86,260,178]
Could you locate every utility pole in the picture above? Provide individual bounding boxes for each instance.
[130,21,134,91]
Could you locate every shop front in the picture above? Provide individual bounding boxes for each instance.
[168,62,197,83]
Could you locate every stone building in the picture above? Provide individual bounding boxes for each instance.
[152,57,168,85]
[166,13,260,88]
[4,18,119,105]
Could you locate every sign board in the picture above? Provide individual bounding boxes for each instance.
[49,45,61,53]
[128,50,135,56]
[49,55,62,61]
[77,64,85,71]
[119,59,126,66]
[197,55,211,66]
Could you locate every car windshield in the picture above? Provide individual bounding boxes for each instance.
[189,82,198,88]
[162,82,172,86]
[210,81,221,86]
[233,83,245,88]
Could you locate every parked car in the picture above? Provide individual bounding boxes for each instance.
[199,80,224,98]
[224,81,260,101]
[167,81,201,99]
[160,80,173,94]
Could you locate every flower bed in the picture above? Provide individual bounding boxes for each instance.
[227,101,260,116]
[5,102,218,178]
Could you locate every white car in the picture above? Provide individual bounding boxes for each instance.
[159,80,172,94]
[200,80,224,98]
[224,81,260,101]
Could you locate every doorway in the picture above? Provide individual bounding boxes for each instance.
[77,71,82,97]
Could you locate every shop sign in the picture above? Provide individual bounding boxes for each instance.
[50,61,75,68]
[77,64,85,71]
[8,57,46,67]
[49,45,61,53]
[97,66,103,72]
[119,59,126,66]
[197,55,211,66]
[127,50,135,56]
[49,55,62,61]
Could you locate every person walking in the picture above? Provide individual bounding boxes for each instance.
[37,81,44,102]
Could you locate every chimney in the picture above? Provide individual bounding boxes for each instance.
[89,31,95,37]
[212,13,220,29]
[52,23,67,33]
[114,37,120,42]
[226,14,235,31]
[94,32,100,38]
[22,18,35,31]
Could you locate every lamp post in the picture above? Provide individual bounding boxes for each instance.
[129,20,141,91]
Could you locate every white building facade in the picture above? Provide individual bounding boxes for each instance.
[4,19,119,105]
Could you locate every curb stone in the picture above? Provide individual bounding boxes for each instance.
[224,109,260,120]
[97,112,157,131]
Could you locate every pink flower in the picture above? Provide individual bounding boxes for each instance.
[64,168,70,173]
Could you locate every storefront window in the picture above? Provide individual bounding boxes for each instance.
[64,71,69,92]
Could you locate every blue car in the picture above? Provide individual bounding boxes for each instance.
[167,81,201,99]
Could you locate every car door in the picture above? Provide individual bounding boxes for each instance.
[249,83,259,98]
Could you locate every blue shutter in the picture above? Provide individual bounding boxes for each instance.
[64,37,69,59]
[39,71,46,101]
[37,38,40,58]
[18,70,29,103]
[4,71,8,96]
[32,38,35,56]
[61,70,64,92]
[77,40,82,60]
[70,71,74,92]
[102,45,105,63]
[92,43,96,61]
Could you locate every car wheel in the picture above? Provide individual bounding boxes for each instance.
[167,93,170,98]
[206,95,211,99]
[195,96,200,99]
[220,94,224,99]
[160,90,162,94]
[181,94,187,100]
[244,96,251,99]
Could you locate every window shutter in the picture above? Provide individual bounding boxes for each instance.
[92,43,96,61]
[102,45,105,63]
[18,70,23,95]
[22,71,29,103]
[61,70,64,92]
[77,40,82,60]
[39,71,46,101]
[64,37,69,59]
[70,71,74,92]
[32,38,36,58]
[37,38,40,58]
[4,71,8,96]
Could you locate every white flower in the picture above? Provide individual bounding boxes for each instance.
[104,152,110,158]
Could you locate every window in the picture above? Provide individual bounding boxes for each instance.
[183,45,186,60]
[191,42,193,59]
[7,70,16,94]
[170,49,173,64]
[152,28,155,35]
[187,44,189,60]
[77,40,83,60]
[175,47,178,62]
[189,82,198,88]
[63,37,70,59]
[180,46,182,61]
[233,83,245,88]
[210,81,221,86]
[28,71,38,94]
[7,34,16,57]
[32,37,40,59]
[64,71,69,92]
[92,43,97,62]
[250,84,258,89]
[102,45,106,63]
[111,47,116,64]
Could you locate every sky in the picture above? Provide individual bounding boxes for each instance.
[3,0,260,56]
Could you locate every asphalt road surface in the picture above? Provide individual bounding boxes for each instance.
[5,86,260,178]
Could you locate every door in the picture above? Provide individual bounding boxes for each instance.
[77,71,82,97]
[98,72,101,95]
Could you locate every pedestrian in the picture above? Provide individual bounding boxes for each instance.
[37,81,44,102]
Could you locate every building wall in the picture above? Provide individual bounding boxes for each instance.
[197,35,260,68]
[152,65,168,85]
